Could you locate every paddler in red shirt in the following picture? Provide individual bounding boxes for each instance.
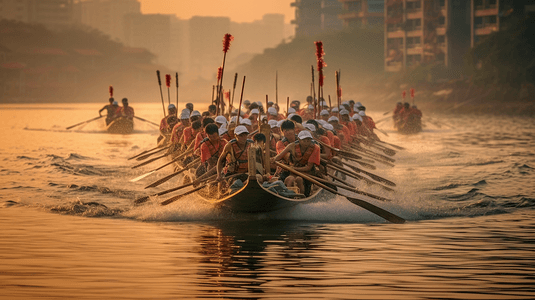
[216,125,254,181]
[196,123,228,178]
[271,130,321,196]
[117,98,134,120]
[158,104,178,145]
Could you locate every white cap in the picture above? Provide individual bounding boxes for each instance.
[268,119,278,128]
[342,101,349,106]
[355,102,362,107]
[230,116,244,124]
[320,101,328,107]
[287,113,296,120]
[328,116,339,122]
[317,119,328,126]
[331,107,339,113]
[352,114,363,121]
[218,126,227,136]
[112,101,118,105]
[340,109,349,115]
[180,112,190,119]
[215,116,227,124]
[250,108,259,115]
[234,125,249,135]
[261,115,267,122]
[298,130,313,140]
[359,110,366,116]
[182,108,191,115]
[190,110,201,117]
[320,109,329,116]
[288,107,296,114]
[240,118,252,126]
[267,107,278,115]
[243,100,250,105]
[353,104,360,111]
[277,119,285,128]
[256,101,263,107]
[307,104,314,110]
[304,123,316,132]
[323,123,334,131]
[168,104,176,110]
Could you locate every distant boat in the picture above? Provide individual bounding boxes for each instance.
[106,117,133,134]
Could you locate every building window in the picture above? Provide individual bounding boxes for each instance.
[436,53,445,64]
[407,36,421,48]
[406,1,422,12]
[346,2,362,12]
[406,18,422,31]
[407,54,422,66]
[438,16,445,27]
[437,35,445,46]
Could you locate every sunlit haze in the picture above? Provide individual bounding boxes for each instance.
[139,0,295,23]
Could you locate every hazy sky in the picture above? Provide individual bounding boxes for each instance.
[138,0,296,23]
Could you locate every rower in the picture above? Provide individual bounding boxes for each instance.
[194,118,215,151]
[158,104,178,144]
[99,97,116,125]
[118,98,134,120]
[208,105,217,117]
[267,107,279,121]
[328,116,350,144]
[216,125,253,182]
[186,103,194,113]
[169,109,191,151]
[305,121,332,161]
[196,123,228,178]
[271,130,321,196]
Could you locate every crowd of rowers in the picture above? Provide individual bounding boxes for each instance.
[157,96,380,197]
[99,97,135,125]
[392,102,422,132]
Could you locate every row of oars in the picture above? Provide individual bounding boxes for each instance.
[127,128,407,223]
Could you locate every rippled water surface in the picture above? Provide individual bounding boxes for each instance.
[1,103,534,299]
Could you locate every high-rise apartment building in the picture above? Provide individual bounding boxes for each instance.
[291,0,344,37]
[0,0,74,30]
[338,0,384,28]
[123,13,171,65]
[74,0,141,43]
[384,0,471,72]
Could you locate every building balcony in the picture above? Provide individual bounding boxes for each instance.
[406,11,423,19]
[436,27,446,35]
[474,8,499,17]
[407,46,423,55]
[387,30,405,38]
[406,30,423,37]
[339,11,365,19]
[385,62,403,72]
[475,26,498,35]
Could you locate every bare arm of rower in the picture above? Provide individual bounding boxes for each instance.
[216,143,232,181]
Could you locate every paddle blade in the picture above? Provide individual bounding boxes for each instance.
[160,185,204,206]
[144,168,185,189]
[346,196,405,224]
[134,195,150,205]
[130,171,155,182]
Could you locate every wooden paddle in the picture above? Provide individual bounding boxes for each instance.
[130,147,193,182]
[134,116,159,127]
[160,185,205,206]
[275,162,405,224]
[144,157,201,189]
[135,145,171,161]
[347,144,395,163]
[312,174,391,202]
[356,138,396,156]
[66,115,103,130]
[341,161,396,187]
[159,173,243,206]
[131,153,168,169]
[134,173,217,205]
[323,160,395,192]
[128,145,163,160]
[339,156,376,170]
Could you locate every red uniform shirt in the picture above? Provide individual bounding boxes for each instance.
[200,138,228,164]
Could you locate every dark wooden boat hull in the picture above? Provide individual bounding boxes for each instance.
[106,117,133,134]
[189,173,332,213]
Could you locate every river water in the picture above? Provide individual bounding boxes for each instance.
[1,103,534,299]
